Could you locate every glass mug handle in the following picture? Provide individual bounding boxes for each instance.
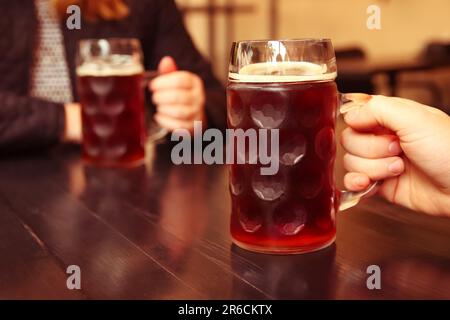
[143,71,169,143]
[338,93,380,211]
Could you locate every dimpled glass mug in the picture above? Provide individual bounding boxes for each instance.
[76,38,167,167]
[227,39,378,254]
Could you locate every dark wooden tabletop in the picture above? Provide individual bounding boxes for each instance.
[1,127,450,300]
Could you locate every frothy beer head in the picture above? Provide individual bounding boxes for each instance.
[229,61,336,83]
[77,54,143,77]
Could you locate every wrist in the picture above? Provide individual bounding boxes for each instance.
[63,103,82,143]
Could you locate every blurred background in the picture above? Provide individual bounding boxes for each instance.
[176,0,450,113]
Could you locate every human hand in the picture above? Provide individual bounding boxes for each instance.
[149,56,206,133]
[340,95,450,217]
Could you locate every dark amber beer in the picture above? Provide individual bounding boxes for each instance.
[77,64,146,166]
[228,61,338,253]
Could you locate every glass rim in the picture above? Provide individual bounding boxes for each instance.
[231,38,332,46]
[78,37,142,47]
[76,37,144,76]
[229,38,337,82]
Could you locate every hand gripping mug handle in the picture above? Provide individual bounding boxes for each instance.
[143,71,169,143]
[338,93,380,211]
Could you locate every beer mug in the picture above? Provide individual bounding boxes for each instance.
[227,39,378,254]
[76,38,167,167]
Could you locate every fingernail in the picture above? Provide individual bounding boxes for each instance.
[388,159,403,175]
[388,140,401,155]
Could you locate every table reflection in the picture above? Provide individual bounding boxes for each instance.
[231,244,337,299]
[71,150,211,267]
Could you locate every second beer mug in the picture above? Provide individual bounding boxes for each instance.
[76,38,166,167]
[227,39,378,254]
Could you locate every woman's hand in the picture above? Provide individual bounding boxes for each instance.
[149,56,206,133]
[340,95,450,217]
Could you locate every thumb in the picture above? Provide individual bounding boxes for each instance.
[158,56,178,74]
[343,95,434,135]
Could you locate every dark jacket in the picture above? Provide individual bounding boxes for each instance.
[0,0,226,152]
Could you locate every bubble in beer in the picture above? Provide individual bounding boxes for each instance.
[252,170,286,201]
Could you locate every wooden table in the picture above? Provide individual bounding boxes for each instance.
[1,139,450,300]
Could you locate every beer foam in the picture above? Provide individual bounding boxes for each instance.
[77,54,143,77]
[229,61,336,83]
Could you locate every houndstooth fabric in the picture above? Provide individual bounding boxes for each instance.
[30,0,73,104]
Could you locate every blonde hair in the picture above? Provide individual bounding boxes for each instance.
[53,0,130,21]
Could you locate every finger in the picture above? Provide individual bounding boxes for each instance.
[344,172,371,191]
[156,104,198,120]
[340,127,402,159]
[158,56,178,74]
[343,95,434,134]
[343,153,405,181]
[150,72,195,91]
[154,113,194,132]
[152,89,194,106]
